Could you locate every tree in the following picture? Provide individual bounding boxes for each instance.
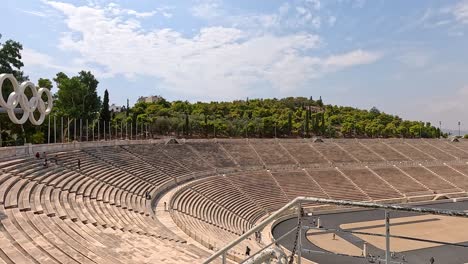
[0,34,27,81]
[53,71,101,120]
[370,107,381,115]
[100,89,111,122]
[38,78,53,89]
[0,34,28,145]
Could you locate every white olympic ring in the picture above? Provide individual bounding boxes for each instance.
[0,74,53,125]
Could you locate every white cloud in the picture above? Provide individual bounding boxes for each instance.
[305,0,321,11]
[278,3,290,16]
[43,1,381,99]
[192,0,326,31]
[21,48,56,68]
[21,48,93,75]
[21,10,47,17]
[323,50,381,68]
[191,0,222,19]
[453,0,468,24]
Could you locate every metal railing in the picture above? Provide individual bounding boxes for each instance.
[203,196,468,264]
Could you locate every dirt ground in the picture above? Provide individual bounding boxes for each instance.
[306,229,363,256]
[340,214,468,252]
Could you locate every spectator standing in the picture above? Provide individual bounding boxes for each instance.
[35,152,40,159]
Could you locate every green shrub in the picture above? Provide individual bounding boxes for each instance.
[31,131,45,144]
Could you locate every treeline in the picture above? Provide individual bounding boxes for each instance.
[118,97,445,139]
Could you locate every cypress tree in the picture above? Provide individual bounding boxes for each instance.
[100,89,111,122]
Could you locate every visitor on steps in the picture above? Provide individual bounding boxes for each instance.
[77,159,81,170]
[50,155,58,164]
[245,246,250,256]
[35,152,40,159]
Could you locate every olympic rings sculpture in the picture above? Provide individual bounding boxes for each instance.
[0,73,53,125]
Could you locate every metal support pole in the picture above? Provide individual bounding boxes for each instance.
[115,122,117,140]
[222,252,226,264]
[126,122,128,139]
[98,120,100,141]
[54,115,56,143]
[131,123,133,140]
[73,118,76,141]
[67,117,70,142]
[80,119,82,142]
[92,120,95,141]
[103,121,106,141]
[136,120,138,140]
[61,116,64,143]
[48,115,51,144]
[298,202,302,264]
[86,120,89,141]
[385,210,390,264]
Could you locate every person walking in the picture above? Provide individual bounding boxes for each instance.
[77,159,81,170]
[430,257,435,264]
[245,246,251,256]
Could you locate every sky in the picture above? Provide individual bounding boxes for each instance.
[1,0,468,130]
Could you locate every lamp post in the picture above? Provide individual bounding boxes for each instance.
[458,121,461,137]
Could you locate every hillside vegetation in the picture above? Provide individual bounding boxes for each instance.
[116,97,444,139]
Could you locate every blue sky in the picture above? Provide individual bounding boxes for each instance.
[1,0,468,129]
